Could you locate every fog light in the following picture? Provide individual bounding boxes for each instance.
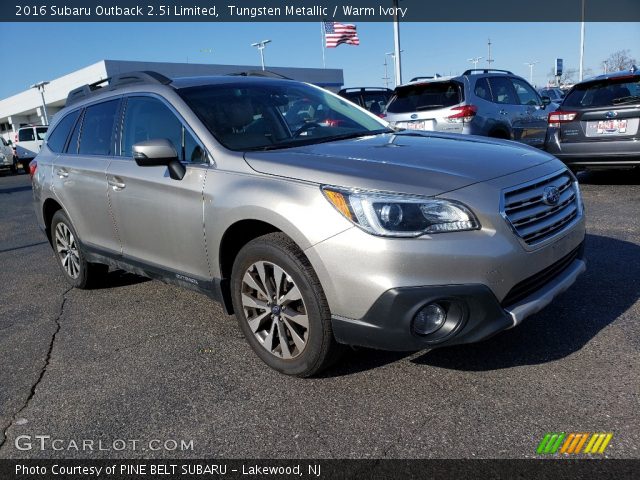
[413,303,447,336]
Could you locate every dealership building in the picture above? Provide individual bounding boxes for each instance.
[0,59,344,141]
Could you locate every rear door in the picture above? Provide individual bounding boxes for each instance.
[509,77,549,148]
[106,94,210,280]
[486,76,522,140]
[51,99,121,253]
[559,76,640,143]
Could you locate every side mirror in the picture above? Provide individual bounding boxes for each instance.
[541,96,551,107]
[132,139,185,180]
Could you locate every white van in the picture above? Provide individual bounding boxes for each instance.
[15,125,48,172]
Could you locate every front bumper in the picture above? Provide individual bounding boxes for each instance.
[331,243,585,351]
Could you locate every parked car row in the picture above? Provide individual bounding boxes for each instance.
[31,70,586,376]
[0,124,48,174]
[340,66,640,171]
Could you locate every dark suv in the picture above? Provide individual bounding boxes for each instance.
[544,68,640,170]
[384,69,555,148]
[337,87,392,116]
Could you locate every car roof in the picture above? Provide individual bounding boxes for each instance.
[577,68,639,85]
[171,75,302,90]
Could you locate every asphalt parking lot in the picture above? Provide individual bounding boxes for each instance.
[0,169,638,460]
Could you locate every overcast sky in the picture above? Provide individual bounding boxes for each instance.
[1,21,638,98]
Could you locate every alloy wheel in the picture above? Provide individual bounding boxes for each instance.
[55,222,81,279]
[241,261,309,359]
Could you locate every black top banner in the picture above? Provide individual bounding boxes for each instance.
[3,0,640,22]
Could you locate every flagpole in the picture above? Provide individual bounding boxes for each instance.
[320,22,326,68]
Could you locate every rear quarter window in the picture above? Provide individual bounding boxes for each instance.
[387,82,463,113]
[47,111,80,153]
[18,129,35,142]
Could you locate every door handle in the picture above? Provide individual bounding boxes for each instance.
[55,168,69,178]
[108,177,126,191]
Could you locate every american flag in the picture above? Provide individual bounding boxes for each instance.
[324,21,360,48]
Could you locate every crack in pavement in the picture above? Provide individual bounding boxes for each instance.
[0,285,73,453]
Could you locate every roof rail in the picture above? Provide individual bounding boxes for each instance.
[228,70,292,80]
[462,69,513,76]
[65,71,172,106]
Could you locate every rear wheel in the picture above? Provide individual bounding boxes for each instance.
[51,210,108,289]
[231,233,342,377]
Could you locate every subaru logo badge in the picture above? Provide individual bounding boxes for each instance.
[605,111,617,118]
[410,114,418,119]
[543,186,560,206]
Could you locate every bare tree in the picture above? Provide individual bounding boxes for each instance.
[548,67,578,85]
[603,50,637,72]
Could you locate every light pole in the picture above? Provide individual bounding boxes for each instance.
[579,0,585,81]
[385,51,403,88]
[487,38,494,67]
[383,56,391,89]
[467,56,483,70]
[392,0,402,86]
[524,61,539,85]
[31,81,50,125]
[251,39,271,71]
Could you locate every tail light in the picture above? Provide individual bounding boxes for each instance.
[378,113,386,119]
[446,105,477,123]
[548,111,577,128]
[14,133,18,143]
[28,159,37,178]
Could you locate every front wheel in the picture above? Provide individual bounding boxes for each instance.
[231,233,342,377]
[50,210,108,289]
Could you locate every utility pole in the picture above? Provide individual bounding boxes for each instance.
[383,56,391,89]
[487,38,494,67]
[468,56,483,70]
[251,39,272,70]
[31,81,50,125]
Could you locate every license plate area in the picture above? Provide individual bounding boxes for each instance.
[595,119,627,134]
[397,120,433,131]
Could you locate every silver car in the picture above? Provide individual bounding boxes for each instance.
[32,72,586,376]
[384,69,554,148]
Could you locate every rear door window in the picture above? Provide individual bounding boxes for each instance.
[387,82,463,113]
[474,78,492,101]
[78,100,119,156]
[488,77,518,104]
[563,77,640,108]
[47,111,80,153]
[362,92,391,114]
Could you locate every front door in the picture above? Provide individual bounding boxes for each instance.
[106,95,210,280]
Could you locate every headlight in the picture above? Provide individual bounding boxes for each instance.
[322,186,480,237]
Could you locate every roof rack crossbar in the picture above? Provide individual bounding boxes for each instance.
[463,69,513,76]
[65,71,172,106]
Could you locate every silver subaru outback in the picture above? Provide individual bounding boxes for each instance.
[31,72,586,377]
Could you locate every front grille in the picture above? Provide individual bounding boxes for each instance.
[501,243,583,308]
[502,170,580,246]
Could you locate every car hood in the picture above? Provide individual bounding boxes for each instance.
[243,132,555,196]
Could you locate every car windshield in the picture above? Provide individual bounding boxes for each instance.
[563,77,640,107]
[178,82,389,151]
[386,81,463,113]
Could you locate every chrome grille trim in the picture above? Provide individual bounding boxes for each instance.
[501,169,582,247]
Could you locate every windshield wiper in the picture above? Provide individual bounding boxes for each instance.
[612,95,640,105]
[243,129,393,151]
[311,128,394,145]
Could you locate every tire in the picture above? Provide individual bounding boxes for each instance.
[10,160,17,175]
[231,232,343,377]
[50,210,108,289]
[22,160,30,174]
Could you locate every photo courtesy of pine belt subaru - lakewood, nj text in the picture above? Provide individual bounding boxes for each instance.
[31,71,586,377]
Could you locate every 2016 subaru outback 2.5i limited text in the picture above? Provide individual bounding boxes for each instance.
[32,71,586,377]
